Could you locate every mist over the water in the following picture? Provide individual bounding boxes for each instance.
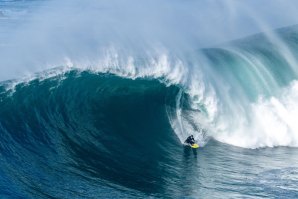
[1,0,298,80]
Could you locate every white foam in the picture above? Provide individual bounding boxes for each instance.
[213,81,298,148]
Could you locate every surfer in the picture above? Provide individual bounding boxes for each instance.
[185,135,195,145]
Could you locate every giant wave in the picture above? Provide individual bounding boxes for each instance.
[1,0,298,197]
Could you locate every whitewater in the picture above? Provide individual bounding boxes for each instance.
[1,0,298,198]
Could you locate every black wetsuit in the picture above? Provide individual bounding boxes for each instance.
[185,136,195,145]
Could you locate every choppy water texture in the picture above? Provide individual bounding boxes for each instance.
[1,0,298,198]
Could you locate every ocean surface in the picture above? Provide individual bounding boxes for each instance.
[1,0,298,198]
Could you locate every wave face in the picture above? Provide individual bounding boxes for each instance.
[0,71,195,198]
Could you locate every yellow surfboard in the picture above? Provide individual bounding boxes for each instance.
[191,143,199,148]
